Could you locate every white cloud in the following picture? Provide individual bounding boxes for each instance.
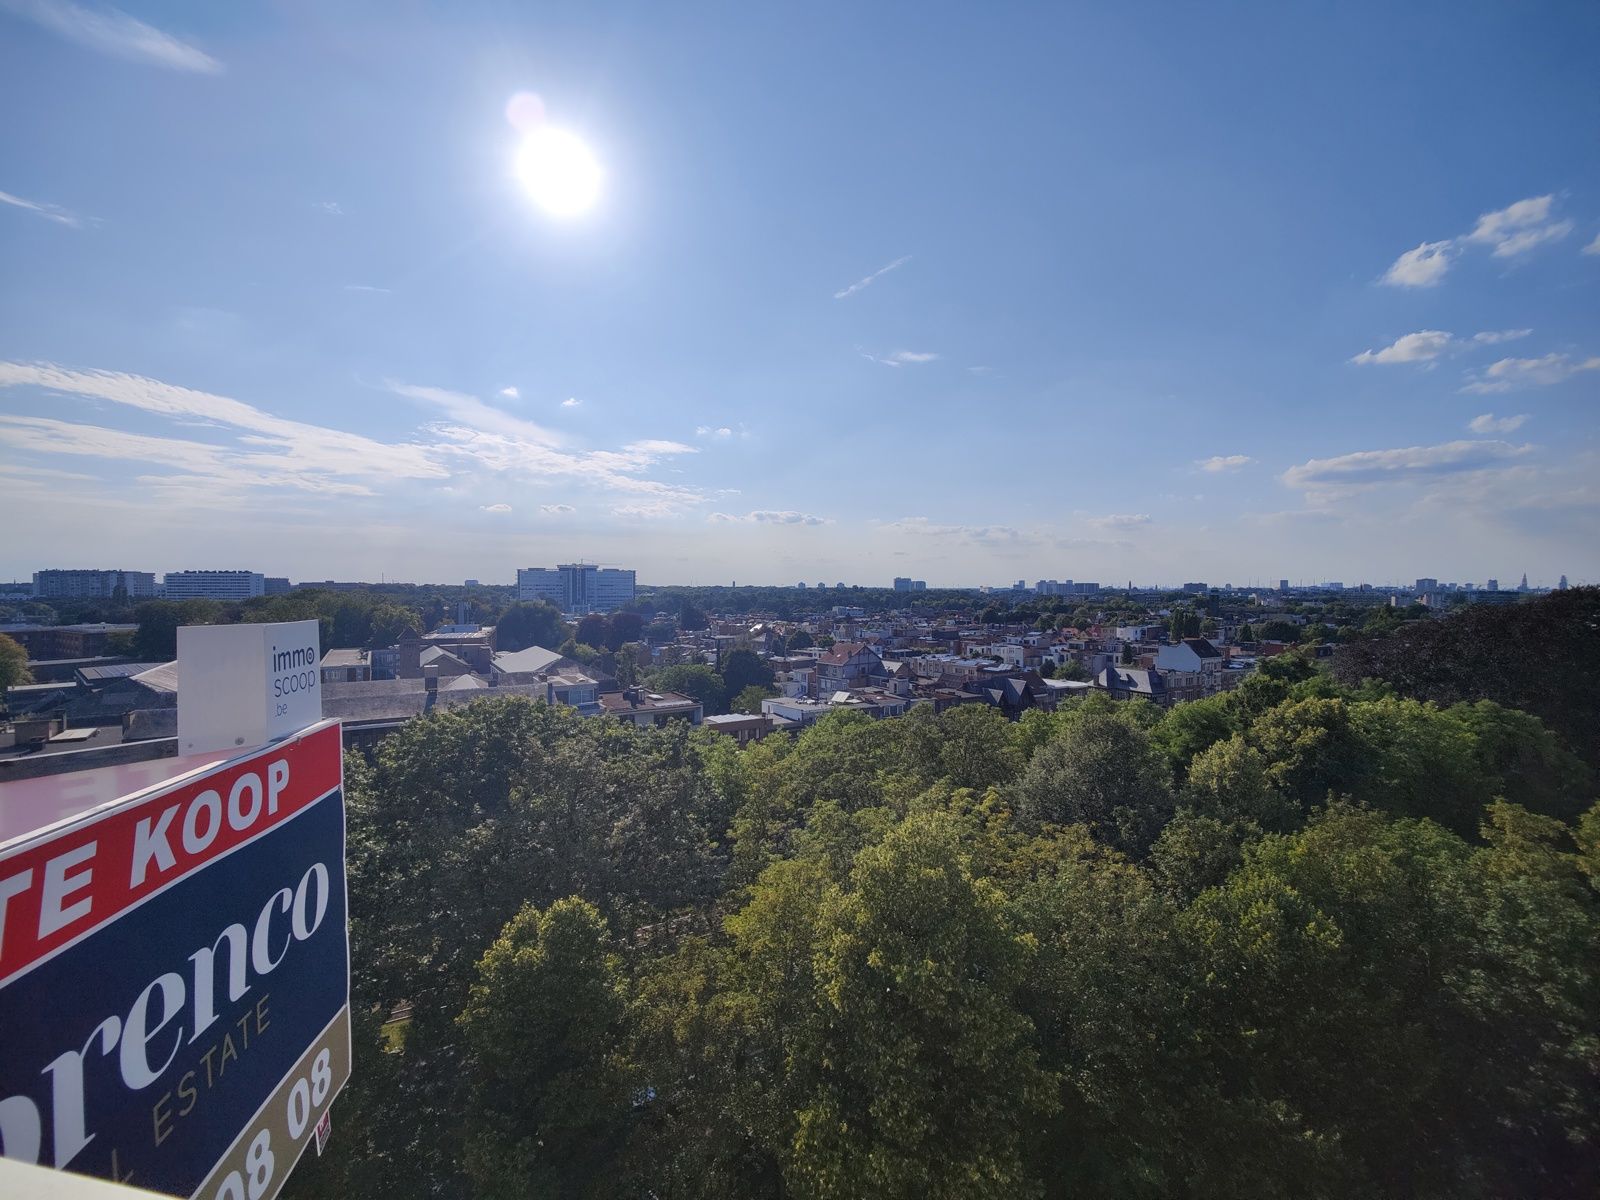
[833,255,911,300]
[479,503,512,513]
[877,517,1039,547]
[865,349,939,367]
[498,386,519,400]
[0,188,88,228]
[1085,513,1152,529]
[1464,195,1572,258]
[1351,330,1454,365]
[1197,455,1254,473]
[386,380,560,446]
[1472,329,1532,345]
[709,510,828,526]
[2,0,222,72]
[343,284,391,294]
[540,503,575,514]
[1281,440,1531,493]
[1468,413,1528,434]
[695,425,733,439]
[0,361,713,516]
[1382,196,1574,287]
[561,397,580,407]
[1382,240,1454,288]
[1461,353,1600,394]
[1584,232,1600,256]
[316,201,344,216]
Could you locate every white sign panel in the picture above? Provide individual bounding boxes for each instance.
[177,620,323,755]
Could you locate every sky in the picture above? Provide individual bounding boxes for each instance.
[1,1,1597,589]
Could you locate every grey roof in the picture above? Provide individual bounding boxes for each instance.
[76,662,162,683]
[1182,637,1223,659]
[492,645,567,675]
[131,661,180,694]
[320,648,370,667]
[441,674,487,691]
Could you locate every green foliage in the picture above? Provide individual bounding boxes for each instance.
[719,647,774,696]
[458,897,627,1199]
[654,663,729,715]
[788,629,814,650]
[678,601,709,631]
[1012,712,1175,857]
[1256,619,1299,643]
[131,598,225,659]
[0,633,32,690]
[732,684,775,714]
[296,601,1600,1200]
[495,600,566,652]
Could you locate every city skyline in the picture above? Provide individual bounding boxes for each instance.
[2,3,1598,584]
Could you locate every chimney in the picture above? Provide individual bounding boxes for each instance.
[424,665,439,693]
[399,631,422,679]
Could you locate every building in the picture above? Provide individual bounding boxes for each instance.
[1094,665,1170,706]
[702,712,774,746]
[1153,637,1225,701]
[264,577,292,595]
[0,622,139,660]
[1485,578,1499,592]
[596,687,703,727]
[1415,577,1438,593]
[516,563,636,614]
[32,569,156,600]
[162,570,266,600]
[893,577,927,591]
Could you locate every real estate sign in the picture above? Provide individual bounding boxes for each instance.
[0,719,349,1199]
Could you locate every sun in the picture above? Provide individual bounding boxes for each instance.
[514,127,602,218]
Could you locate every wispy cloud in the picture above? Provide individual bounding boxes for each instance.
[695,425,733,439]
[863,349,939,367]
[0,362,713,516]
[343,284,391,295]
[708,510,828,526]
[540,503,575,514]
[0,188,89,228]
[479,503,512,513]
[2,0,222,73]
[316,201,343,216]
[1461,353,1600,394]
[498,386,519,400]
[386,380,561,446]
[1351,330,1455,365]
[1084,513,1152,529]
[833,254,911,300]
[876,517,1039,547]
[561,397,580,407]
[1583,232,1600,256]
[1381,195,1573,287]
[1350,328,1535,366]
[1382,240,1454,288]
[1197,455,1254,473]
[1463,195,1571,258]
[1468,413,1528,434]
[1281,440,1531,494]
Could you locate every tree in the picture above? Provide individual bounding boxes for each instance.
[604,611,644,651]
[782,813,1058,1198]
[720,648,774,697]
[131,599,225,660]
[938,705,1021,792]
[458,897,627,1199]
[1237,622,1256,642]
[575,613,608,649]
[0,633,32,691]
[654,664,729,715]
[494,600,566,652]
[732,684,775,714]
[788,629,815,651]
[367,603,422,648]
[1012,713,1175,857]
[1257,619,1299,643]
[679,602,709,632]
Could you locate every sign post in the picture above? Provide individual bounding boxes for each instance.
[0,720,350,1199]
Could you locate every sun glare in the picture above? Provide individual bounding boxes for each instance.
[514,127,602,218]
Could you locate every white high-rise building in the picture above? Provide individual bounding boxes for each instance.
[163,570,267,600]
[516,563,636,614]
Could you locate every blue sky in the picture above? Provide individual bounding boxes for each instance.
[2,1,1597,587]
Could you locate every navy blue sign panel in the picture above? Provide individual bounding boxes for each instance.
[0,722,349,1198]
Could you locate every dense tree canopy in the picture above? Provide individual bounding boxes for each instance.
[288,605,1600,1200]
